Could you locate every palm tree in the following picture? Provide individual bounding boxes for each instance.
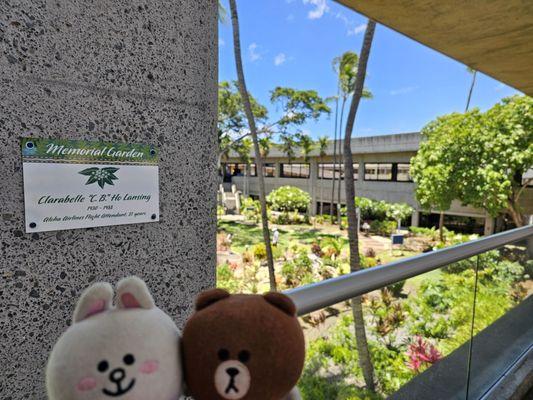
[280,134,296,164]
[330,87,340,224]
[317,136,329,216]
[465,67,477,112]
[333,52,373,229]
[259,136,272,158]
[229,0,276,290]
[218,1,227,23]
[298,133,315,162]
[342,21,377,392]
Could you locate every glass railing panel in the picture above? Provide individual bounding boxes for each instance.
[467,240,532,399]
[297,260,479,400]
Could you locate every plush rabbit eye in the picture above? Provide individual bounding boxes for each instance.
[97,360,109,372]
[218,348,230,361]
[123,354,135,365]
[238,350,250,363]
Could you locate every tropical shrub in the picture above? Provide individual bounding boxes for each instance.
[272,210,310,225]
[311,242,323,257]
[252,243,267,261]
[267,186,311,212]
[364,247,376,258]
[321,237,343,259]
[241,197,261,222]
[387,280,406,297]
[281,250,313,288]
[370,220,397,236]
[217,263,239,293]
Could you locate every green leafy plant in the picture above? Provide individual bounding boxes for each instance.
[267,186,311,212]
[217,263,240,293]
[369,220,397,236]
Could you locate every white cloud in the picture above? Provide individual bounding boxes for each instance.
[494,83,506,91]
[389,86,418,96]
[248,43,262,62]
[302,0,329,20]
[348,23,367,36]
[274,53,287,66]
[218,38,225,47]
[335,12,349,25]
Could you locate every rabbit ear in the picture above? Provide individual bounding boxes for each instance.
[116,276,155,310]
[73,282,113,323]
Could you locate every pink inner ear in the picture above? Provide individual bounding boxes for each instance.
[121,293,141,308]
[85,299,106,318]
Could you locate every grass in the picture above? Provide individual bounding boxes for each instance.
[218,220,349,254]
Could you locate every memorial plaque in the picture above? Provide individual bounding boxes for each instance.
[21,138,159,233]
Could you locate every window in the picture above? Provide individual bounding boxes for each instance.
[280,163,310,179]
[225,163,247,177]
[378,163,392,180]
[365,162,413,181]
[318,163,359,180]
[365,163,393,181]
[397,163,412,182]
[250,163,275,177]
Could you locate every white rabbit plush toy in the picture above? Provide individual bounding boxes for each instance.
[46,276,183,400]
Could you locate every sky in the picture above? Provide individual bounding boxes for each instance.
[218,0,521,139]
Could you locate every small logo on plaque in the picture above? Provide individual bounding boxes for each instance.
[79,167,120,189]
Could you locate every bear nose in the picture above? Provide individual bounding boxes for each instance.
[109,368,125,383]
[226,367,239,377]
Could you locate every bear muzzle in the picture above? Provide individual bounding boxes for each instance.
[214,360,251,399]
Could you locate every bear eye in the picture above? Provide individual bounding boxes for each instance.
[97,360,109,372]
[123,354,135,365]
[218,348,230,361]
[238,350,250,363]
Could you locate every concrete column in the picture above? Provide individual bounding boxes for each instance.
[0,1,217,397]
[411,210,420,227]
[484,215,496,236]
[309,159,318,216]
[275,161,282,178]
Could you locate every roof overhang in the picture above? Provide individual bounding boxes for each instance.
[336,0,533,95]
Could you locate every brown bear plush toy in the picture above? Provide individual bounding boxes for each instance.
[182,289,305,400]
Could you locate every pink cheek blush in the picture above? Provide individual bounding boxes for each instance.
[76,377,97,392]
[139,360,159,374]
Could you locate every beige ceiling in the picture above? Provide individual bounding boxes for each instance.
[337,0,533,96]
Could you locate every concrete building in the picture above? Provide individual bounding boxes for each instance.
[223,132,533,235]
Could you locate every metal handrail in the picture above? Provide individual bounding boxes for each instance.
[285,224,533,316]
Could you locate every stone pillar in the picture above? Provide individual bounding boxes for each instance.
[0,1,217,398]
[484,215,496,236]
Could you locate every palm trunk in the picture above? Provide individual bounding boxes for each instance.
[337,97,346,229]
[343,20,377,392]
[320,162,325,216]
[330,90,340,223]
[229,0,276,290]
[439,211,445,242]
[465,70,477,112]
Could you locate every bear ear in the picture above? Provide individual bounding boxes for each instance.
[196,288,230,311]
[263,292,297,316]
[73,282,113,323]
[116,276,155,310]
